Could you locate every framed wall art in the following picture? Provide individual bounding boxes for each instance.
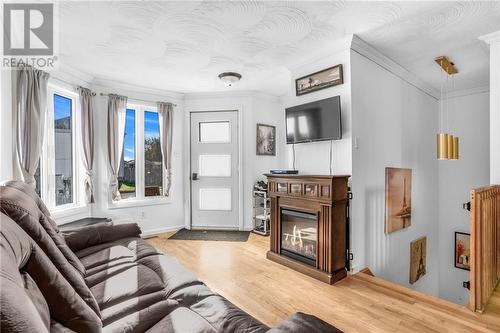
[295,64,343,96]
[256,123,276,156]
[410,236,427,284]
[385,167,412,234]
[455,232,471,271]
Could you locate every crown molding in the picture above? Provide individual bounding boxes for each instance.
[50,63,94,88]
[184,90,280,102]
[442,85,489,100]
[92,77,184,101]
[478,30,500,45]
[350,35,440,100]
[287,35,353,73]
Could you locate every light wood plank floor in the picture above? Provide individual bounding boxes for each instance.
[147,233,500,333]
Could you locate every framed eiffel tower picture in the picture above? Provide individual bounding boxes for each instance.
[410,236,427,284]
[385,167,412,234]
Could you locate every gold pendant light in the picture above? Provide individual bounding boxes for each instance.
[435,56,459,161]
[437,133,448,160]
[451,136,459,160]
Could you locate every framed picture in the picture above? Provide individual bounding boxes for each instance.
[455,232,471,271]
[256,124,276,156]
[385,167,412,234]
[295,64,343,96]
[410,236,427,284]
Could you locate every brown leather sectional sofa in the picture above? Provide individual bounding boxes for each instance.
[0,181,340,333]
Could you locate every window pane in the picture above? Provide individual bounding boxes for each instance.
[199,121,230,143]
[199,188,231,210]
[119,109,136,199]
[199,154,231,177]
[54,94,73,206]
[144,111,163,197]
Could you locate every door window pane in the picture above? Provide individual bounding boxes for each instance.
[199,154,231,177]
[144,111,163,197]
[199,121,230,143]
[119,109,136,199]
[54,94,73,206]
[199,188,232,210]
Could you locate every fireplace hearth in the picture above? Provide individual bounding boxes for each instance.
[265,174,350,284]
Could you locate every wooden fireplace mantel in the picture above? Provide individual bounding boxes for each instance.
[265,174,350,284]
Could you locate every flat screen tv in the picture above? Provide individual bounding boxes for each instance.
[285,96,342,144]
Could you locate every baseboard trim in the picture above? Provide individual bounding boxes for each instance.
[141,225,184,238]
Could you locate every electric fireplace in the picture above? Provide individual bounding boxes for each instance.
[265,174,350,284]
[281,209,317,266]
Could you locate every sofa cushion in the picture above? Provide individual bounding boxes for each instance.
[0,213,101,333]
[0,184,101,317]
[76,237,160,273]
[90,263,166,310]
[188,295,268,333]
[102,299,178,333]
[63,223,141,252]
[144,307,219,333]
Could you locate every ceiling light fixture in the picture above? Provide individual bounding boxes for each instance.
[435,56,459,160]
[218,72,242,87]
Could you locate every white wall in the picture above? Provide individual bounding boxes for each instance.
[184,92,284,230]
[90,81,186,235]
[350,50,440,296]
[280,49,352,176]
[438,92,490,304]
[0,70,13,181]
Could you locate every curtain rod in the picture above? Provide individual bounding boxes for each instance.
[50,76,96,96]
[99,93,177,107]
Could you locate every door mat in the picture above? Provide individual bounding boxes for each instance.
[169,228,250,242]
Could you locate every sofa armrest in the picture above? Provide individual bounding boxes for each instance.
[62,222,142,252]
[268,312,342,333]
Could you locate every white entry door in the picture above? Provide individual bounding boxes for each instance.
[190,111,239,229]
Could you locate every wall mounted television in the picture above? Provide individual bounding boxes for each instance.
[285,96,342,144]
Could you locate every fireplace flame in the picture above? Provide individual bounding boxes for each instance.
[282,224,317,261]
[292,225,303,248]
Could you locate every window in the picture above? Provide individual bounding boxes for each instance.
[114,104,166,203]
[35,85,81,211]
[144,111,162,197]
[119,109,136,199]
[54,94,74,206]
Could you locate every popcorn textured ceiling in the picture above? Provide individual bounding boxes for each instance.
[58,1,500,95]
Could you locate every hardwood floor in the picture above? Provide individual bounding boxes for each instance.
[147,233,500,333]
[484,283,500,320]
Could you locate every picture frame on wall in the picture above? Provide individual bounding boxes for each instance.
[256,123,276,156]
[455,232,471,271]
[410,236,427,284]
[295,64,343,96]
[385,167,412,234]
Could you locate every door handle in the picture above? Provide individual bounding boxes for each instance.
[192,173,199,181]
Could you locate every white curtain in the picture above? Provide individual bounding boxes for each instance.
[107,94,127,201]
[78,87,95,203]
[157,102,173,196]
[15,66,50,188]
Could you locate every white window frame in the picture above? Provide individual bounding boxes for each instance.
[39,84,85,214]
[109,102,169,209]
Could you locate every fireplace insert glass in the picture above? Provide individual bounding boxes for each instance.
[281,209,317,266]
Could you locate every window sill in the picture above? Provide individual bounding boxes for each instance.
[108,196,172,210]
[51,204,89,220]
